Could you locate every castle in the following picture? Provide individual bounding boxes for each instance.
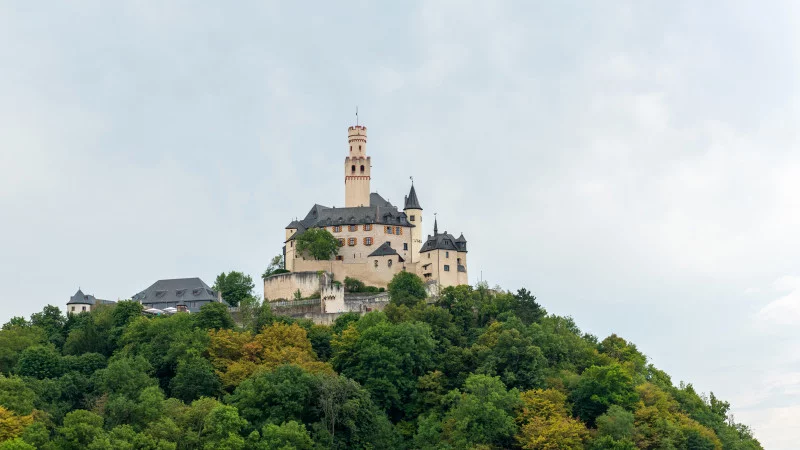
[266,124,468,300]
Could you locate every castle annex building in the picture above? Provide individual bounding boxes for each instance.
[270,124,468,299]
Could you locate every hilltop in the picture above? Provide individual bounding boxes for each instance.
[0,272,761,449]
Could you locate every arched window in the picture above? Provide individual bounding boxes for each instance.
[374,260,379,268]
[359,145,362,151]
[388,259,393,268]
[351,165,356,172]
[360,165,365,172]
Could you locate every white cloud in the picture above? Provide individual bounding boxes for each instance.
[757,276,800,326]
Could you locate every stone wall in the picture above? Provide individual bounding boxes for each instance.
[291,259,418,289]
[269,292,390,325]
[263,271,329,301]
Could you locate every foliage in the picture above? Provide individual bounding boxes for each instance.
[212,271,255,307]
[387,272,427,307]
[261,254,286,281]
[0,289,762,449]
[295,228,340,260]
[195,302,235,330]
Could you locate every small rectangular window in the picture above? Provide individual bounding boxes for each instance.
[337,238,345,246]
[364,224,372,231]
[446,251,449,258]
[364,237,373,245]
[333,226,342,232]
[349,225,357,232]
[444,265,450,272]
[395,226,402,235]
[348,238,357,246]
[404,243,408,250]
[386,226,393,234]
[410,215,415,221]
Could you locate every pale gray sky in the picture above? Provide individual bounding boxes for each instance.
[1,2,798,447]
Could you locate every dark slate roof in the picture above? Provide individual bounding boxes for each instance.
[420,229,468,253]
[286,193,413,242]
[68,289,95,305]
[368,241,399,257]
[68,289,116,305]
[404,184,422,210]
[132,278,218,305]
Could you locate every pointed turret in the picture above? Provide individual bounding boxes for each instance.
[404,184,422,210]
[433,217,438,235]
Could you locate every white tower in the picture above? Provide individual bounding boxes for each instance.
[344,125,371,207]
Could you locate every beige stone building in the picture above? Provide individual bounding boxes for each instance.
[270,124,468,299]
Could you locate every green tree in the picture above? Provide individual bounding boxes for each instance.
[14,344,63,379]
[0,326,45,374]
[201,405,247,450]
[195,302,235,330]
[416,374,520,449]
[261,254,286,280]
[213,272,255,307]
[294,228,340,260]
[387,272,427,307]
[259,421,313,450]
[169,352,221,403]
[471,321,547,390]
[513,288,546,324]
[596,405,635,441]
[56,410,105,450]
[571,364,639,427]
[1,318,27,331]
[331,316,435,420]
[30,305,66,348]
[226,364,317,429]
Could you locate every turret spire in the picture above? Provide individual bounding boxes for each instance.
[433,214,438,235]
[404,181,422,210]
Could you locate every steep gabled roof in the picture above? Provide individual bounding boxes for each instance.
[404,184,422,210]
[286,193,414,242]
[368,241,399,257]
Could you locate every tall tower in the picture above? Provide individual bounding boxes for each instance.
[404,182,423,262]
[344,125,371,207]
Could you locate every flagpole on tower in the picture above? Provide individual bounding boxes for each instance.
[356,106,359,126]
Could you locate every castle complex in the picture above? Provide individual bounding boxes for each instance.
[268,124,468,300]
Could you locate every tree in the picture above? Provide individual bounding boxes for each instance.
[259,421,314,450]
[195,302,235,330]
[15,344,63,379]
[0,327,45,374]
[261,254,286,280]
[513,288,545,324]
[416,374,520,449]
[226,365,318,429]
[169,352,221,403]
[213,272,255,307]
[471,321,547,390]
[387,271,426,307]
[30,305,66,348]
[0,406,33,442]
[56,410,105,449]
[1,318,27,331]
[331,317,435,420]
[596,405,635,441]
[570,364,638,426]
[294,228,340,260]
[516,389,589,450]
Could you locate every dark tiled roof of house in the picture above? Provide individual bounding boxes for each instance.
[68,289,115,305]
[286,193,413,242]
[420,229,468,253]
[132,278,218,305]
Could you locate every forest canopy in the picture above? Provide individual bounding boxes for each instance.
[0,274,762,449]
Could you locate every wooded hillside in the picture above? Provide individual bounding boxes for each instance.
[0,273,762,449]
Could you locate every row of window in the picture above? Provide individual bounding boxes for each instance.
[385,226,403,235]
[332,224,373,232]
[338,237,375,246]
[350,164,366,173]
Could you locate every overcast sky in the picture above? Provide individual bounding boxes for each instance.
[1,2,798,447]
